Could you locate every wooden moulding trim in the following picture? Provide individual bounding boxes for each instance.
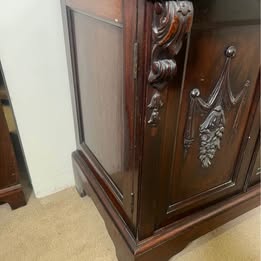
[73,150,260,257]
[0,184,22,195]
[136,184,260,255]
[77,147,135,232]
[65,0,123,24]
[80,143,124,203]
[72,150,137,252]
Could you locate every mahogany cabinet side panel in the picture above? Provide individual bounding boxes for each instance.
[61,0,140,227]
[0,104,18,189]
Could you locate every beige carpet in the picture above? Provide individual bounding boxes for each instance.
[0,187,260,261]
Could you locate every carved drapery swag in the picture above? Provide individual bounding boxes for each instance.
[184,46,250,168]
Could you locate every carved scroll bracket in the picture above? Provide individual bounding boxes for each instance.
[148,1,194,90]
[147,1,194,127]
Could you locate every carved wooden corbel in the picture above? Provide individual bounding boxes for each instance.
[148,1,194,90]
[147,1,194,127]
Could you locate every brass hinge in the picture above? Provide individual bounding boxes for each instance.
[133,42,139,79]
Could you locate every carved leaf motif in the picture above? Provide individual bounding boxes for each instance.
[147,92,164,126]
[199,106,225,168]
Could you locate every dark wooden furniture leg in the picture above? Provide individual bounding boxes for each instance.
[0,86,26,210]
[0,185,26,210]
[73,156,90,198]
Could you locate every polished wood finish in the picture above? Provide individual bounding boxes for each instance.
[0,103,26,209]
[61,0,139,232]
[248,141,261,187]
[62,0,260,260]
[65,0,123,23]
[73,150,260,261]
[138,0,261,238]
[72,11,125,191]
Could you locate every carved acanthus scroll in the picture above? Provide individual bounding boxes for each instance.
[147,1,194,126]
[184,46,250,168]
[149,1,194,90]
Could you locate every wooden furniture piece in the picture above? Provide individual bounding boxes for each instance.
[0,101,26,209]
[0,73,8,102]
[62,0,260,260]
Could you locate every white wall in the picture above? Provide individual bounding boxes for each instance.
[0,0,76,197]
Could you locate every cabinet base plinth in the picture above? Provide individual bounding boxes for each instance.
[72,150,260,261]
[0,185,26,210]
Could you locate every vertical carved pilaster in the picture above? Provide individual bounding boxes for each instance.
[147,1,194,126]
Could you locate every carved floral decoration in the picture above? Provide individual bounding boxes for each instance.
[184,46,250,168]
[199,105,225,168]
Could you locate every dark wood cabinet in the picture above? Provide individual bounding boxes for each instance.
[62,1,260,260]
[0,102,26,209]
[248,144,260,187]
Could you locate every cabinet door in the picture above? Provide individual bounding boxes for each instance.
[62,0,139,223]
[247,143,261,188]
[139,0,260,237]
[245,99,260,189]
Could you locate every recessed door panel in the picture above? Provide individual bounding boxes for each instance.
[64,0,138,217]
[72,13,126,192]
[142,0,260,229]
[169,26,259,205]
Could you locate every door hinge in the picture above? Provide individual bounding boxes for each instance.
[130,192,135,213]
[133,42,139,79]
